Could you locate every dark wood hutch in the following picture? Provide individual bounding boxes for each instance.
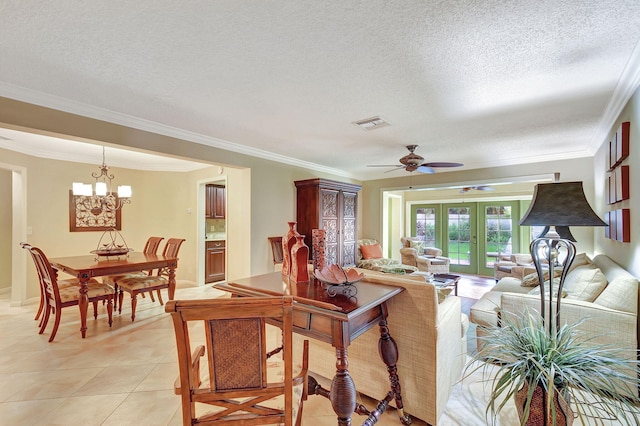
[294,178,361,267]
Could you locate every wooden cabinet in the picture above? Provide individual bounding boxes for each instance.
[294,178,361,267]
[205,184,226,218]
[205,240,226,283]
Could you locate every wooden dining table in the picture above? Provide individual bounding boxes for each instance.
[48,252,178,338]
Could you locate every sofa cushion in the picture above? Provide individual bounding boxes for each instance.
[493,277,531,294]
[564,267,607,302]
[594,275,638,313]
[469,291,502,327]
[360,243,383,259]
[527,280,565,298]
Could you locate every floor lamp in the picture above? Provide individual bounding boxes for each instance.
[519,181,607,333]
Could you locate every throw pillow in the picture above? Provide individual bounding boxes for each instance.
[437,287,453,303]
[568,252,593,272]
[360,243,383,260]
[520,268,561,287]
[594,275,639,313]
[409,239,424,254]
[562,264,596,292]
[564,268,608,302]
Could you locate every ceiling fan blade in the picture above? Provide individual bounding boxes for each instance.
[367,164,403,167]
[476,185,496,191]
[422,162,464,168]
[416,165,435,174]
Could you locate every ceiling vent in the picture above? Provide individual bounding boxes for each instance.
[352,116,390,131]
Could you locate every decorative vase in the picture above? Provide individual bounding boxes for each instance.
[311,228,326,274]
[515,383,573,426]
[281,222,299,277]
[290,235,310,283]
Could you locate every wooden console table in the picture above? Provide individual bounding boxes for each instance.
[216,272,412,426]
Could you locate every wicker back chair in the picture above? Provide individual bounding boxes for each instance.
[165,296,309,425]
[21,243,114,342]
[116,237,185,321]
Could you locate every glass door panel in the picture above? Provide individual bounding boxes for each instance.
[478,202,518,276]
[411,204,439,247]
[444,204,476,274]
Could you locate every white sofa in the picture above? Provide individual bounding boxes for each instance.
[297,268,468,425]
[470,254,638,363]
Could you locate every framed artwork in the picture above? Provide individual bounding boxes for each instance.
[615,121,630,164]
[69,190,122,232]
[608,134,617,170]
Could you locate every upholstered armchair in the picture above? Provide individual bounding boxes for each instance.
[400,237,451,274]
[357,239,417,274]
[493,253,536,281]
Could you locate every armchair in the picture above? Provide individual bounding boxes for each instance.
[493,253,536,281]
[400,237,450,274]
[357,239,417,274]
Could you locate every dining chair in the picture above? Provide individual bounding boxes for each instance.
[268,236,284,270]
[116,237,185,321]
[103,236,164,310]
[165,296,309,426]
[21,243,114,342]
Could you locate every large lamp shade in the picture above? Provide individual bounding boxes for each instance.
[519,182,607,227]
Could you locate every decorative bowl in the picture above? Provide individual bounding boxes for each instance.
[91,247,133,256]
[314,264,364,286]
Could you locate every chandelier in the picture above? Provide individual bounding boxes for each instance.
[72,146,132,213]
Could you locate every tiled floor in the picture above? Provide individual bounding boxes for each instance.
[0,281,449,425]
[0,274,495,426]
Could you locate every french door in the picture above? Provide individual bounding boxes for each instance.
[411,201,522,275]
[477,201,520,276]
[443,203,477,274]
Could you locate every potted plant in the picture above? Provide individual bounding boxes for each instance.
[466,308,640,426]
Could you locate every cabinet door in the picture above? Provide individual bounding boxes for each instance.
[205,241,226,283]
[213,186,225,218]
[205,185,214,218]
[320,188,339,265]
[340,191,358,267]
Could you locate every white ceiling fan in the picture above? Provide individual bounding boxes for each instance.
[367,145,463,174]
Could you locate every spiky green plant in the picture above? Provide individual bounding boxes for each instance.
[466,308,640,425]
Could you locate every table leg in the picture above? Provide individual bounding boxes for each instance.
[78,274,90,338]
[378,319,412,425]
[168,264,176,300]
[331,348,357,425]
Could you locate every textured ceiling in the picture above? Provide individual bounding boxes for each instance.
[1,1,640,179]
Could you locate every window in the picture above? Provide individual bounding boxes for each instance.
[414,206,436,246]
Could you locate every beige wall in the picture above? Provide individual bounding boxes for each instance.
[0,169,10,291]
[594,85,640,277]
[0,97,361,303]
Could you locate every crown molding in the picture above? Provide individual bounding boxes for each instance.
[590,39,640,153]
[0,82,354,179]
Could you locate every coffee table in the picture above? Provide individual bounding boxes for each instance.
[432,273,460,295]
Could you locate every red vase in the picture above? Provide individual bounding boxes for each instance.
[290,235,310,283]
[281,222,299,277]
